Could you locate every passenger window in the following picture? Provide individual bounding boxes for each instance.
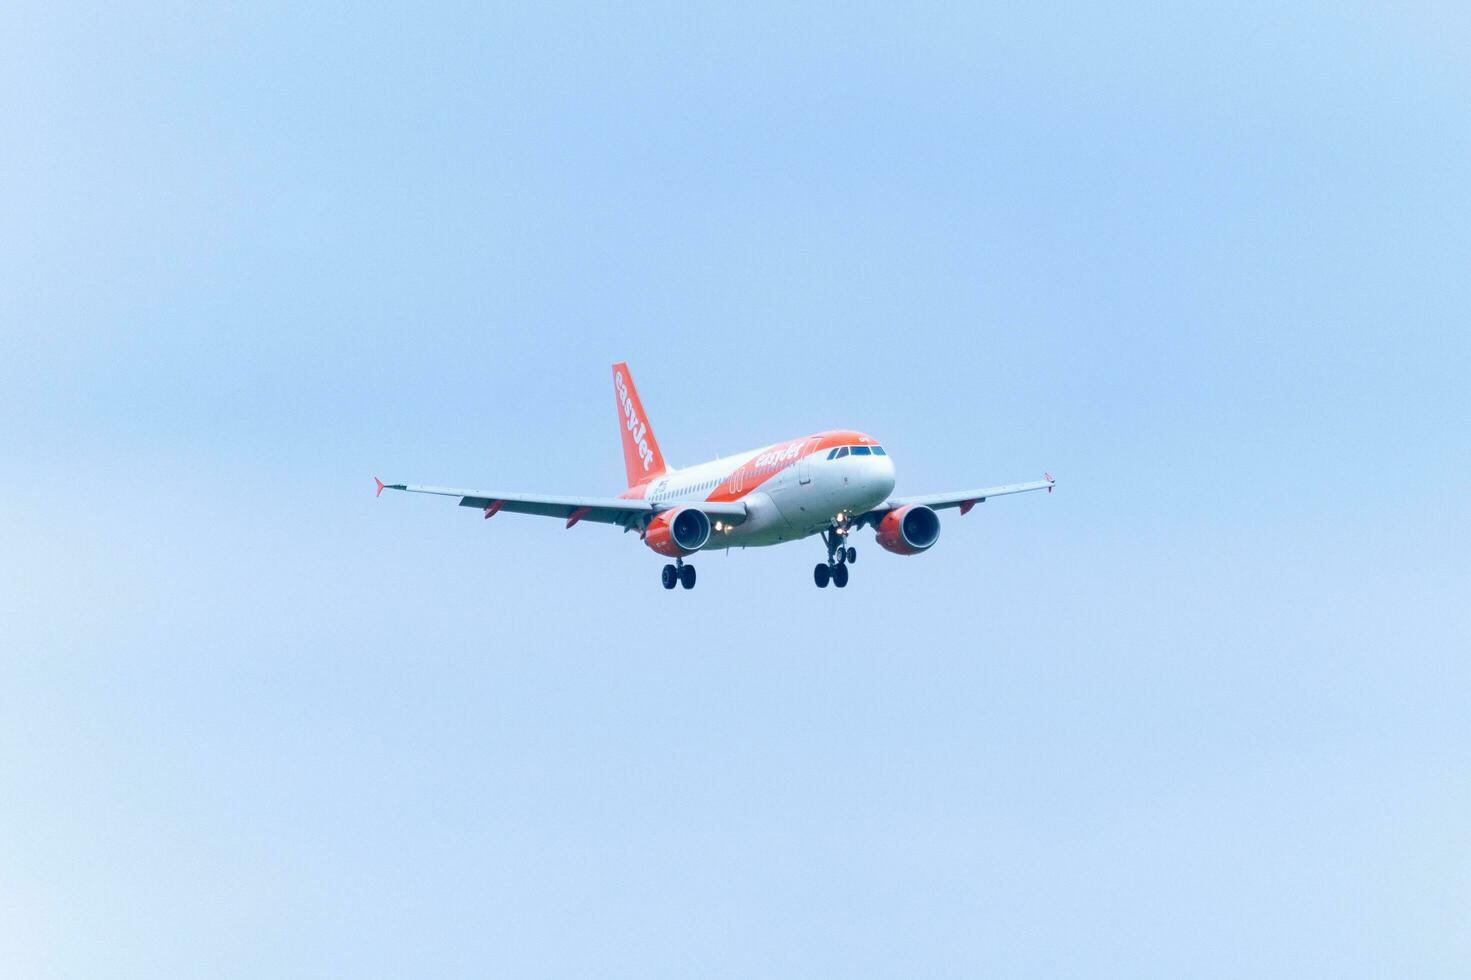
[851,445,871,456]
[835,446,849,458]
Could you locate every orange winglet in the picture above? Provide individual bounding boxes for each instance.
[958,499,978,516]
[374,476,385,497]
[1045,472,1055,493]
[565,506,591,529]
[483,500,504,519]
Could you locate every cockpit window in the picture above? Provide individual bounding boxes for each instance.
[826,448,838,460]
[871,446,886,456]
[850,445,872,456]
[834,446,849,458]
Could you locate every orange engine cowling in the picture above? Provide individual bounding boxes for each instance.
[644,507,712,557]
[875,504,941,555]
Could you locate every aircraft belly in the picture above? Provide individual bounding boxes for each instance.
[706,491,803,548]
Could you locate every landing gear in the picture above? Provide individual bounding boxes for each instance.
[663,558,697,590]
[813,525,854,588]
[822,526,844,565]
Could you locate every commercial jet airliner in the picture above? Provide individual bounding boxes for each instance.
[376,362,1054,590]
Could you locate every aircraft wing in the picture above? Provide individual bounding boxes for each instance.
[860,474,1055,523]
[375,479,748,529]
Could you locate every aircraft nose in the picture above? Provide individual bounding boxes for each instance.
[874,454,896,497]
[850,450,895,498]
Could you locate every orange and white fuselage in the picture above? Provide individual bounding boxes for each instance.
[620,429,896,549]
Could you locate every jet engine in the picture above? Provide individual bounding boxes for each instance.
[875,504,940,555]
[644,507,712,557]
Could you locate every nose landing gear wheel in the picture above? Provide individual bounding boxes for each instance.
[846,547,857,564]
[680,564,696,589]
[661,564,678,589]
[831,563,849,588]
[813,563,831,588]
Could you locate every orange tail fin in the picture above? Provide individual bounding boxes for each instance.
[612,362,667,487]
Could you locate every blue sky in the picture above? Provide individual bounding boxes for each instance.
[2,2,1467,977]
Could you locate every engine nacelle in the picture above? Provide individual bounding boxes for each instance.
[644,507,712,557]
[875,504,941,555]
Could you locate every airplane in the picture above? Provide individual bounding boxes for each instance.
[376,362,1054,590]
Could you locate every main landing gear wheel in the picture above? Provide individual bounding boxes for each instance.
[680,564,696,589]
[814,563,831,588]
[661,564,678,589]
[846,546,857,564]
[831,563,849,588]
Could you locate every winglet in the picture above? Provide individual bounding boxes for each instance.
[1044,472,1054,493]
[374,476,385,497]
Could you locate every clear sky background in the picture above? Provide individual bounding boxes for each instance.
[2,3,1468,977]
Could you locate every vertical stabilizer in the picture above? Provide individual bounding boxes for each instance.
[612,362,667,487]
